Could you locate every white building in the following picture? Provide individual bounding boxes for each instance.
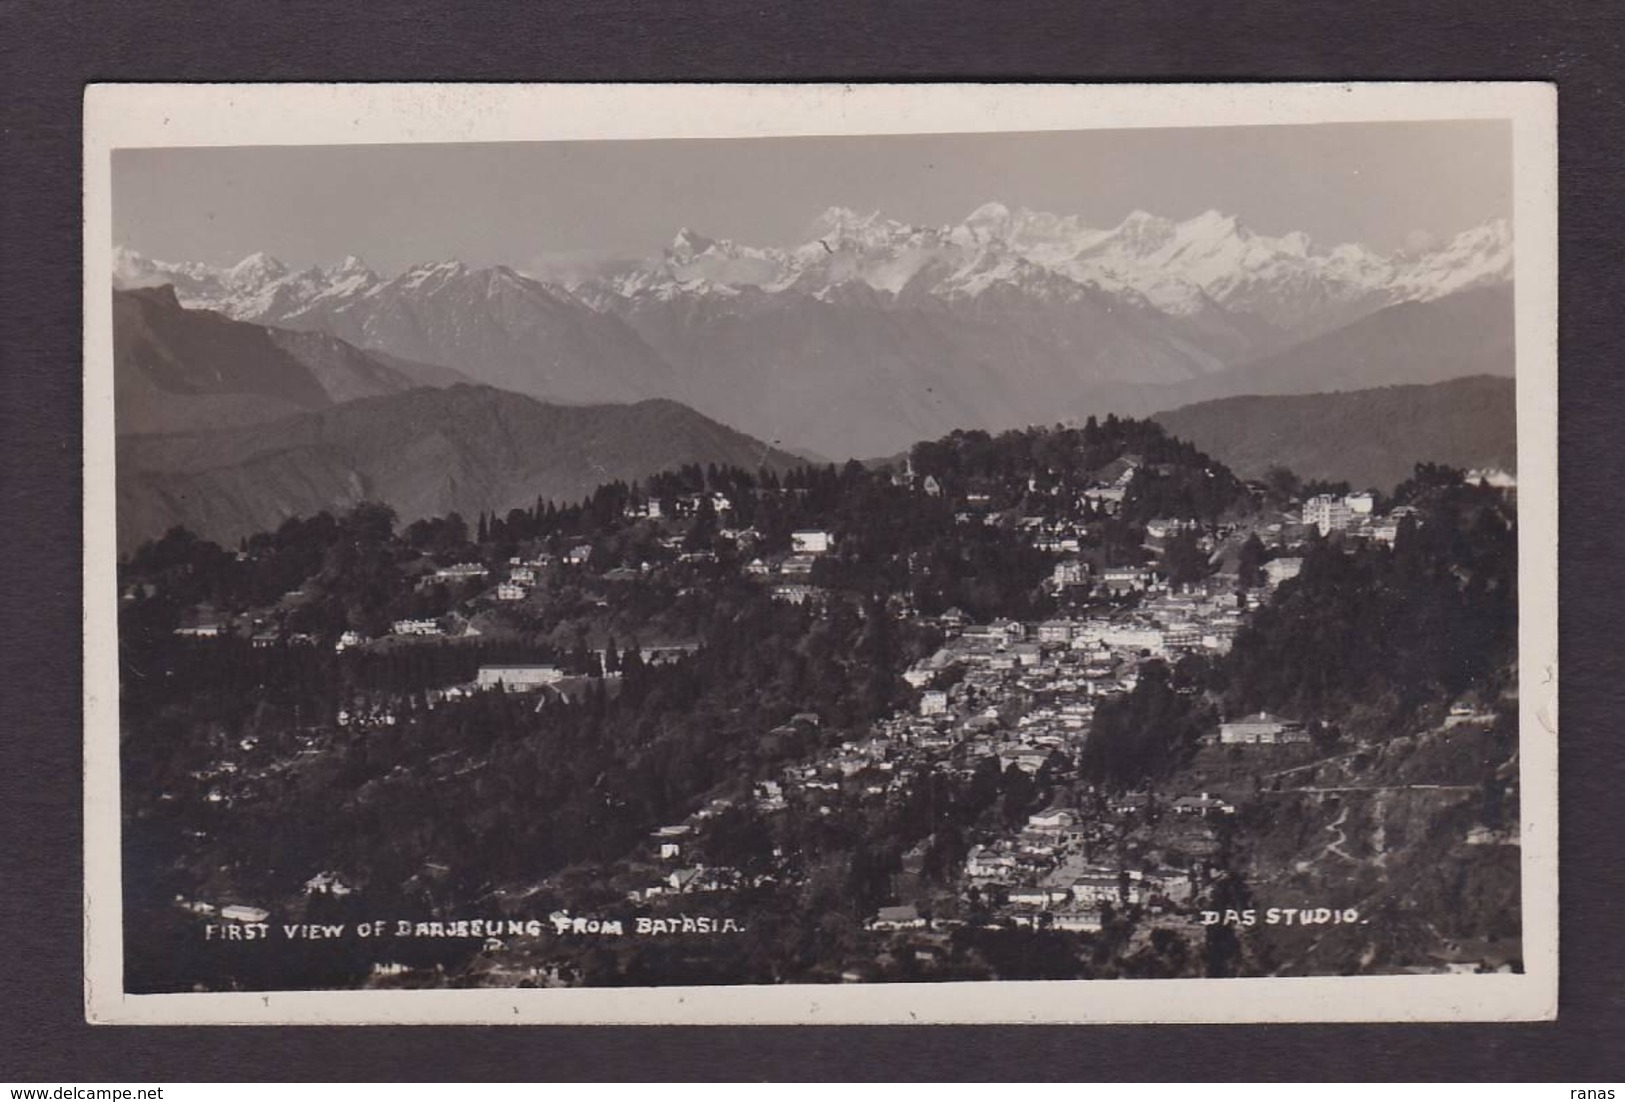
[1466,468,1518,493]
[220,904,269,924]
[1081,485,1127,513]
[919,690,949,717]
[791,530,833,555]
[434,562,490,582]
[1304,494,1354,535]
[771,583,820,606]
[1145,518,1194,539]
[1162,624,1202,650]
[965,846,1017,879]
[1051,559,1089,590]
[1027,807,1079,833]
[476,665,564,691]
[1219,711,1309,745]
[869,904,927,931]
[392,618,443,636]
[1100,625,1165,655]
[1101,567,1153,595]
[1036,620,1076,644]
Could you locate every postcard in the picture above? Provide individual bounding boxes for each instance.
[83,81,1557,1023]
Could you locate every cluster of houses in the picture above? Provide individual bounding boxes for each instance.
[919,591,1246,696]
[855,798,1220,935]
[496,563,538,601]
[831,596,1324,933]
[335,704,399,730]
[430,561,489,584]
[960,836,1201,927]
[1079,455,1141,514]
[623,490,735,522]
[925,782,1244,934]
[610,586,1278,939]
[626,803,779,904]
[739,528,837,592]
[1297,490,1421,544]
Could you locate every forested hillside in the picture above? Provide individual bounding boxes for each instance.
[115,417,1519,990]
[117,386,801,551]
[1153,376,1515,489]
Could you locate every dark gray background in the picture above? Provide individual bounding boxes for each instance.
[3,0,1621,1081]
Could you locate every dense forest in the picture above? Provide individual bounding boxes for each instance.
[116,416,1518,990]
[1225,463,1516,725]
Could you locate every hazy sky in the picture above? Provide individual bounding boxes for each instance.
[113,119,1511,276]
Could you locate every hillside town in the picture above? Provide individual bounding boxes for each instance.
[118,418,1522,989]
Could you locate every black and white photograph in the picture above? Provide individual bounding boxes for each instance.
[81,83,1558,1024]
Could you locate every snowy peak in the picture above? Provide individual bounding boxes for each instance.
[112,203,1514,375]
[122,201,1510,340]
[324,254,375,279]
[805,206,914,250]
[1179,208,1244,239]
[960,200,1014,240]
[111,246,221,296]
[111,245,168,289]
[110,206,1517,464]
[951,202,1110,261]
[1278,230,1311,258]
[1391,218,1513,301]
[570,201,1513,342]
[226,251,289,286]
[1109,209,1178,252]
[668,227,716,259]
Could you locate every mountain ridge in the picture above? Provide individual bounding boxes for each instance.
[1151,375,1516,490]
[113,286,473,434]
[1055,283,1515,424]
[117,203,1510,342]
[116,384,802,551]
[112,204,1514,458]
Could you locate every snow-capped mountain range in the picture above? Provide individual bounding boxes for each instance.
[594,204,1509,332]
[116,202,1511,335]
[112,203,1513,458]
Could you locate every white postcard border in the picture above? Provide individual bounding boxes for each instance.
[82,81,1558,1025]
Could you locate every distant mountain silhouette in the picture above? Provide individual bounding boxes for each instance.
[117,385,798,550]
[1063,284,1515,423]
[113,204,1513,459]
[113,287,470,434]
[1186,283,1515,399]
[1152,375,1515,491]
